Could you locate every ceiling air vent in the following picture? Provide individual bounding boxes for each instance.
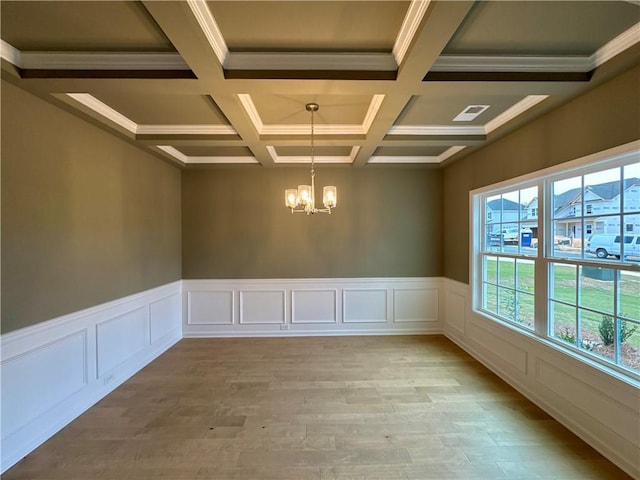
[453,105,490,122]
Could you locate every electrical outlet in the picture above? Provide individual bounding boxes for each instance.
[103,373,115,386]
[280,324,290,330]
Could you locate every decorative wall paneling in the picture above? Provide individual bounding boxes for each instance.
[183,278,441,337]
[0,282,182,473]
[442,278,640,479]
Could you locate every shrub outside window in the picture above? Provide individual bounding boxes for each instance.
[473,145,640,380]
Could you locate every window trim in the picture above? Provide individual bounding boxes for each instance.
[470,140,640,384]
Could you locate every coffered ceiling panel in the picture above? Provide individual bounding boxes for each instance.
[247,94,373,125]
[275,146,353,157]
[375,146,450,157]
[91,93,228,125]
[395,94,527,127]
[176,146,253,157]
[444,1,640,56]
[1,0,638,168]
[0,1,174,52]
[207,1,409,52]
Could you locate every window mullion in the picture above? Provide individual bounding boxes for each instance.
[535,181,549,337]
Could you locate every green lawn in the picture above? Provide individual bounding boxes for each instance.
[483,256,640,350]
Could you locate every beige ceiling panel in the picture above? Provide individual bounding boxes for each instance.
[250,94,372,125]
[0,1,174,52]
[395,93,526,126]
[275,146,353,157]
[207,1,408,52]
[92,94,229,125]
[375,146,449,157]
[175,146,253,157]
[444,1,640,56]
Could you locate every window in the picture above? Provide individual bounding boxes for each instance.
[473,146,640,380]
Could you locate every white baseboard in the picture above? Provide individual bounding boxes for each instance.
[0,281,182,473]
[182,277,442,337]
[441,278,640,479]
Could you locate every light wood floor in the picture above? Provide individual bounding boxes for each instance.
[4,335,632,480]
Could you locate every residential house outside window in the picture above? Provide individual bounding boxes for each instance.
[472,145,640,380]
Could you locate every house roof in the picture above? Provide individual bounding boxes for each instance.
[1,1,639,168]
[554,177,640,210]
[487,198,524,211]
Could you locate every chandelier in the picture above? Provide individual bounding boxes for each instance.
[285,103,337,214]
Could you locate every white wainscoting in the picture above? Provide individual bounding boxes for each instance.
[183,278,442,337]
[442,278,640,479]
[0,281,182,473]
[5,276,635,477]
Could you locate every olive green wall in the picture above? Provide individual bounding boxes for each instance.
[1,81,182,333]
[182,166,443,278]
[443,65,640,284]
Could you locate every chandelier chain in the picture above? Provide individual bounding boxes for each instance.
[310,105,315,177]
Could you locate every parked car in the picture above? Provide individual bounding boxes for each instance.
[586,234,640,259]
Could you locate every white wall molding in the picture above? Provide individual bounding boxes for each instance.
[182,277,442,337]
[186,0,228,66]
[441,277,640,479]
[225,52,397,72]
[267,145,360,165]
[393,0,432,66]
[0,281,182,473]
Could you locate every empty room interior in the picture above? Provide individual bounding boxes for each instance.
[1,1,640,479]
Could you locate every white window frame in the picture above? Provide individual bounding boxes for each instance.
[471,141,640,382]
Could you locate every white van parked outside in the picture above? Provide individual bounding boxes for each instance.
[586,234,640,259]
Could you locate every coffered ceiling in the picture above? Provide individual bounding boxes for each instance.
[2,1,639,168]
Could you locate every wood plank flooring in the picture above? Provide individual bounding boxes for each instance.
[4,335,632,479]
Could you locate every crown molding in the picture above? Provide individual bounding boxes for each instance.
[138,125,236,135]
[261,124,366,136]
[237,94,264,131]
[393,0,431,66]
[1,41,189,71]
[431,55,591,73]
[437,145,467,163]
[590,22,640,69]
[368,145,466,164]
[184,156,258,164]
[19,52,188,70]
[362,95,386,131]
[368,155,441,164]
[267,145,359,164]
[157,145,258,164]
[484,95,548,134]
[186,0,228,65]
[432,21,640,73]
[387,125,486,136]
[1,40,22,67]
[66,93,138,133]
[225,52,396,71]
[157,145,188,163]
[66,93,237,137]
